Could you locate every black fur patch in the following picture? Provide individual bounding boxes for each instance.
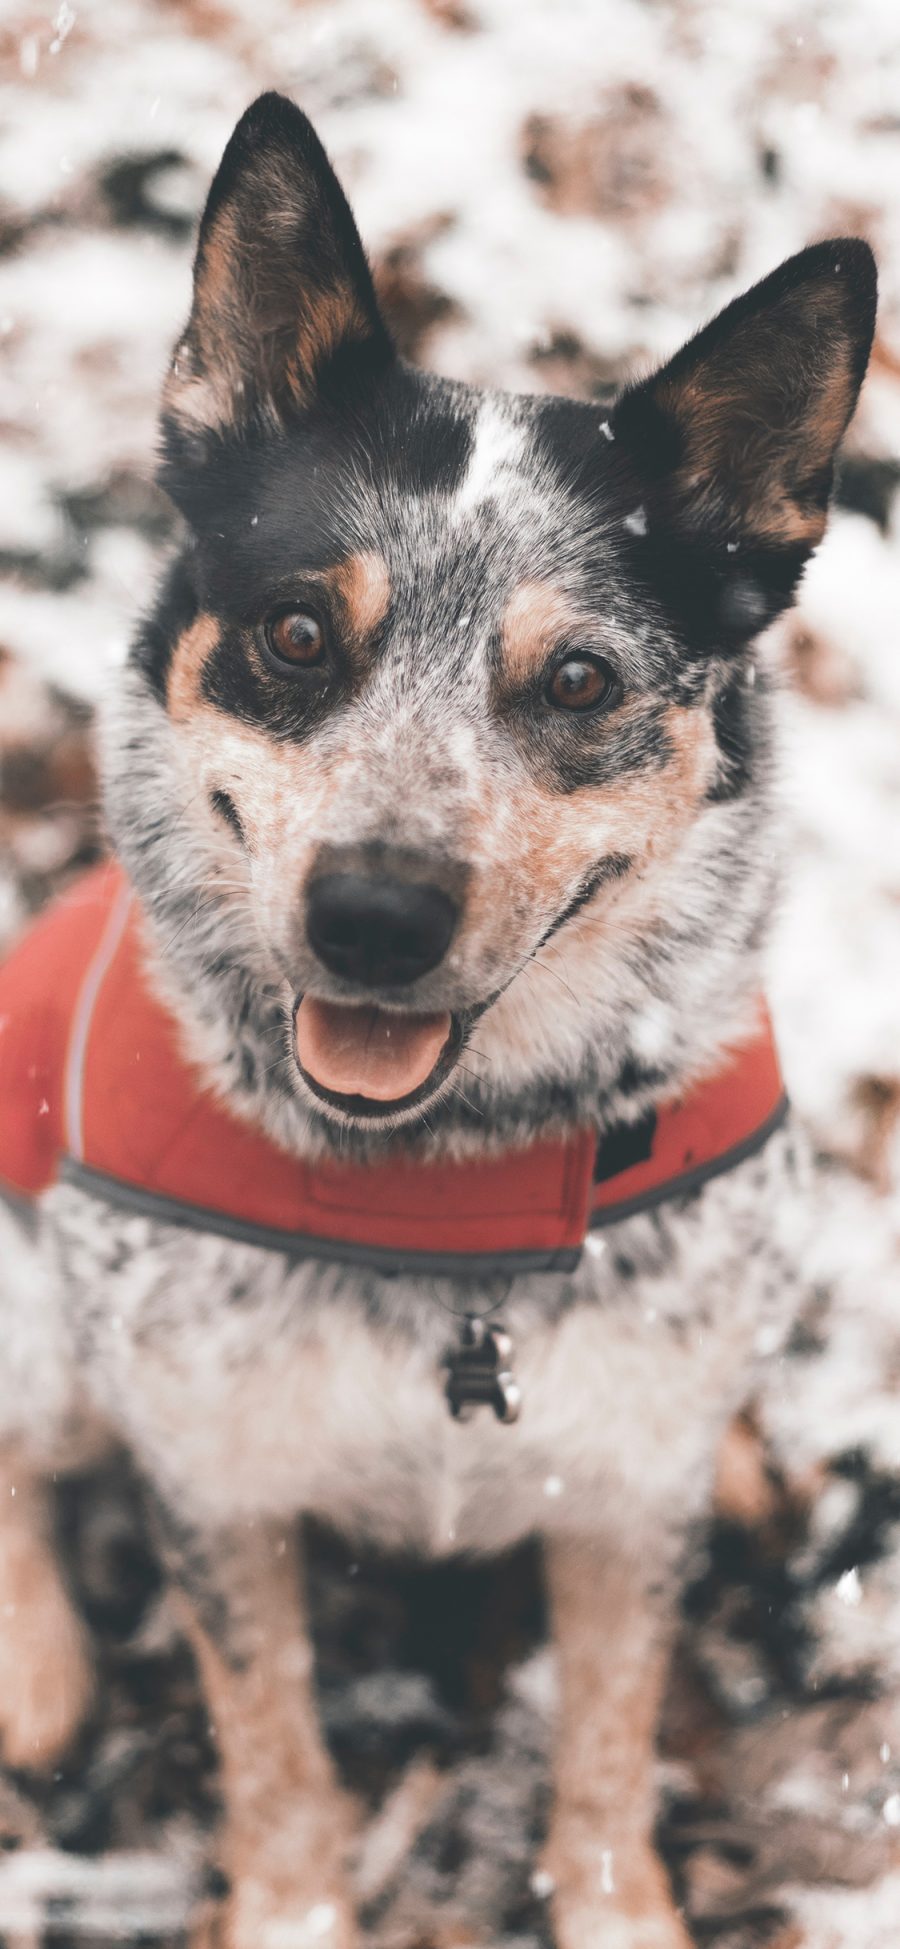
[209,788,245,843]
[132,556,198,703]
[623,527,808,661]
[200,622,351,742]
[707,670,769,804]
[161,365,472,566]
[201,632,270,723]
[613,1055,670,1102]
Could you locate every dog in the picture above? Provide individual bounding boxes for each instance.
[0,90,876,1949]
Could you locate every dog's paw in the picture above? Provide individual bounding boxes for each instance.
[192,1884,357,1949]
[541,1833,693,1949]
[550,1905,693,1949]
[0,1556,93,1771]
[549,1890,693,1949]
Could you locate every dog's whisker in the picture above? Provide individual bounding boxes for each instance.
[162,787,209,830]
[487,944,583,1011]
[446,1081,483,1119]
[159,902,204,956]
[261,1053,295,1078]
[530,955,581,1007]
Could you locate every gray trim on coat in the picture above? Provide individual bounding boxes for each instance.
[51,1097,789,1277]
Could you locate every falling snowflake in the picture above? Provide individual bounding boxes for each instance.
[836,1567,862,1607]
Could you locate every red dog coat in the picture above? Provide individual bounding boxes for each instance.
[0,863,787,1277]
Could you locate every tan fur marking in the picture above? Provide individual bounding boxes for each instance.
[167,173,371,434]
[500,581,585,683]
[716,1412,779,1529]
[167,614,221,724]
[288,283,369,407]
[461,701,717,1077]
[658,337,856,549]
[661,697,720,806]
[463,700,716,955]
[163,699,338,920]
[0,1459,93,1769]
[188,207,250,425]
[328,550,392,644]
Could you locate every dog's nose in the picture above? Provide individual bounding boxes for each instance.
[306,873,458,987]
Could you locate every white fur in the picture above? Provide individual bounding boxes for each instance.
[453,399,526,517]
[24,1123,804,1562]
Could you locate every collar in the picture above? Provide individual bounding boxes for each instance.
[2,865,787,1277]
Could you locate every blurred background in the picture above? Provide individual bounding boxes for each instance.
[1,2,900,1945]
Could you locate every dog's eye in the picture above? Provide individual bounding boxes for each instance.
[546,653,617,714]
[264,607,326,668]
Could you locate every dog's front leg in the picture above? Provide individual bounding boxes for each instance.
[543,1533,692,1949]
[153,1500,356,1949]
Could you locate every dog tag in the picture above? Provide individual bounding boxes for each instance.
[443,1316,522,1425]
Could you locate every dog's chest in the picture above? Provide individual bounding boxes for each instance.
[47,1145,796,1555]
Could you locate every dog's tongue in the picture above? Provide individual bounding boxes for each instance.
[296,997,451,1102]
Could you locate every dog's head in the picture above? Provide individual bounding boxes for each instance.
[119,93,875,1139]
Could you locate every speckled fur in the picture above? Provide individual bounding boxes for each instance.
[0,93,876,1949]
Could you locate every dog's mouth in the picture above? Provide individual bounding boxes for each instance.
[293,995,461,1119]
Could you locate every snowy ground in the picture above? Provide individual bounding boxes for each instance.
[1,1,900,1943]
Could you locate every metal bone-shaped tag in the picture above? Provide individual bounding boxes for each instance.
[443,1316,522,1425]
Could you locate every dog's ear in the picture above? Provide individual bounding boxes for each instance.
[163,92,391,448]
[612,240,877,645]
